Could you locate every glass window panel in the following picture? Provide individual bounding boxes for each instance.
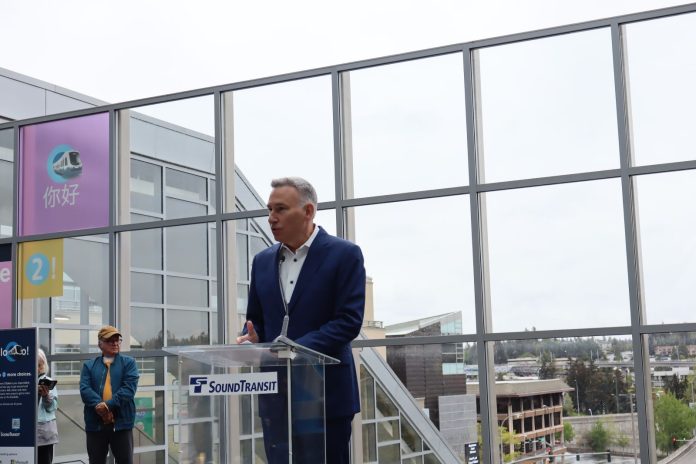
[209,179,216,214]
[131,307,163,349]
[378,444,400,463]
[0,128,13,237]
[401,418,422,454]
[51,328,101,355]
[624,13,696,166]
[131,272,163,304]
[647,331,696,458]
[131,213,160,223]
[403,457,422,464]
[166,223,208,275]
[347,53,468,197]
[18,235,109,331]
[55,394,92,458]
[254,437,266,461]
[131,227,163,270]
[122,96,214,224]
[253,394,263,434]
[476,28,619,182]
[240,439,252,464]
[134,390,165,445]
[484,179,629,331]
[352,197,475,332]
[132,450,166,464]
[361,365,376,420]
[249,235,269,259]
[166,167,207,202]
[377,418,399,442]
[209,226,217,278]
[379,341,473,452]
[166,276,208,307]
[239,394,252,435]
[39,328,50,354]
[210,281,217,311]
[635,171,696,324]
[166,197,206,219]
[136,356,164,387]
[236,233,248,280]
[130,159,162,214]
[316,209,336,237]
[376,384,398,419]
[490,336,638,463]
[363,423,377,462]
[167,309,209,346]
[236,284,248,316]
[230,76,335,206]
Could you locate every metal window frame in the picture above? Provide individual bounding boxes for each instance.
[3,4,696,463]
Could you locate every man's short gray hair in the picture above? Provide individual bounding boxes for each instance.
[271,177,318,207]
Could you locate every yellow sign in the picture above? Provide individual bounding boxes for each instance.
[19,239,64,299]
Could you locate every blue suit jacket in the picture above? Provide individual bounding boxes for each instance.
[246,227,365,418]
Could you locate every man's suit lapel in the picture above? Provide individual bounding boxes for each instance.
[287,228,328,314]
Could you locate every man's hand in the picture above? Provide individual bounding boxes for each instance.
[101,410,115,424]
[236,321,259,344]
[95,402,115,424]
[95,402,109,417]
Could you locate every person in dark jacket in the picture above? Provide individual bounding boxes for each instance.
[80,325,139,464]
[237,177,365,463]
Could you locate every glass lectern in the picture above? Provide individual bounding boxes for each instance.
[165,341,339,464]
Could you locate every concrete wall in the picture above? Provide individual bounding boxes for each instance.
[565,413,639,455]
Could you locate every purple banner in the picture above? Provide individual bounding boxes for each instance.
[0,261,10,329]
[19,113,109,235]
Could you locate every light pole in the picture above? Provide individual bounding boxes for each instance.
[575,379,580,414]
[615,370,620,414]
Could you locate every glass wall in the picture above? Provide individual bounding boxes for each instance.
[3,6,696,464]
[0,128,13,237]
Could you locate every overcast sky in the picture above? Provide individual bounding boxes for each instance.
[4,0,695,331]
[1,0,690,103]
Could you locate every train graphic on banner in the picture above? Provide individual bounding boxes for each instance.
[52,150,83,179]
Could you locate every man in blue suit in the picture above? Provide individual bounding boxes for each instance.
[237,176,365,464]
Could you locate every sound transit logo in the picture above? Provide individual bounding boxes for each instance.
[190,376,208,394]
[188,372,278,396]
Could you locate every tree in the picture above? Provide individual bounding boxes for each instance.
[562,393,576,416]
[499,426,522,463]
[664,375,688,400]
[654,393,696,452]
[586,420,613,451]
[563,421,575,443]
[539,351,557,380]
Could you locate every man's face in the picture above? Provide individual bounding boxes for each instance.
[99,335,121,357]
[267,186,314,249]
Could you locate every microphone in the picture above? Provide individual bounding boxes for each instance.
[280,314,289,338]
[274,251,291,343]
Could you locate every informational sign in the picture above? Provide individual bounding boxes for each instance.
[465,442,479,464]
[18,239,64,299]
[19,113,109,235]
[135,396,154,438]
[189,372,278,396]
[0,244,11,329]
[0,327,37,464]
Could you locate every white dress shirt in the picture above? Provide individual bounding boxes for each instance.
[279,225,319,304]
